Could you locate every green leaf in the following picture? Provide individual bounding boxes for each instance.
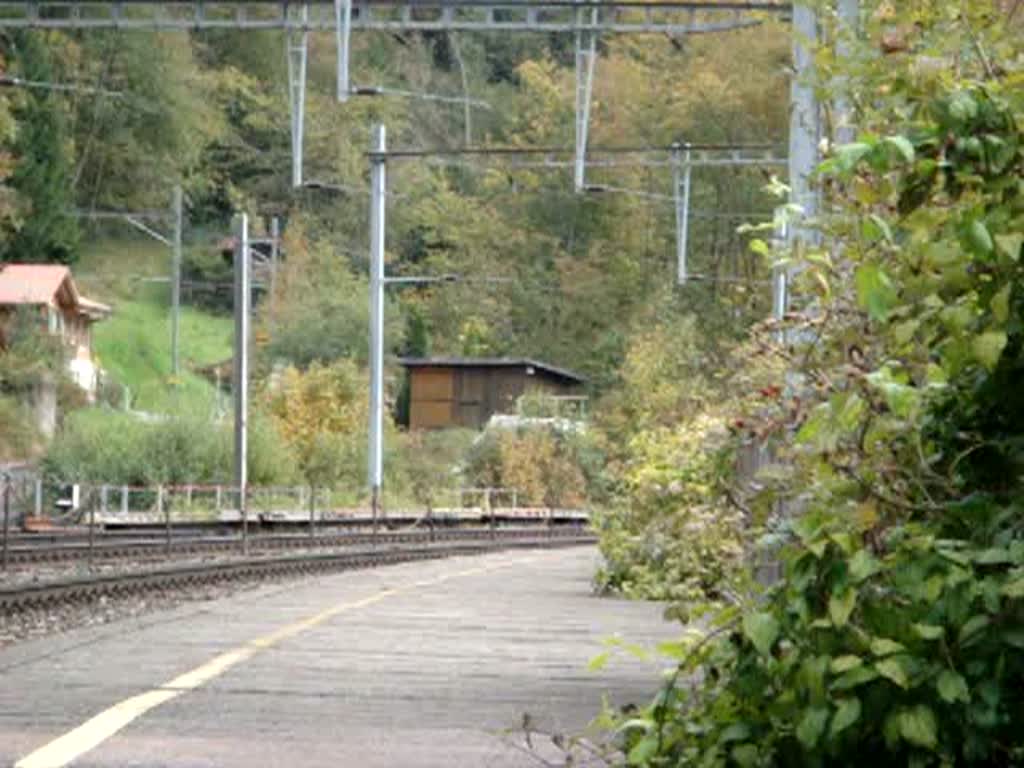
[870,638,906,656]
[796,707,830,749]
[883,135,915,164]
[743,612,780,658]
[958,615,991,646]
[830,655,863,674]
[835,142,873,172]
[913,624,945,640]
[966,219,995,256]
[972,331,1008,371]
[855,264,898,321]
[731,744,759,768]
[832,665,879,691]
[588,651,611,671]
[829,589,858,627]
[720,723,752,743]
[975,547,1013,565]
[848,550,880,582]
[830,698,861,737]
[1002,576,1024,599]
[876,658,910,689]
[936,670,970,703]
[992,284,1012,324]
[898,706,938,749]
[995,233,1022,261]
[627,734,659,765]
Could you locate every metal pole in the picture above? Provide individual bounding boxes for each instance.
[269,216,280,326]
[334,0,352,101]
[835,0,859,145]
[673,142,693,285]
[368,124,387,535]
[34,477,42,519]
[1,476,10,571]
[171,185,183,377]
[573,3,598,193]
[234,213,251,553]
[287,7,309,188]
[777,2,821,323]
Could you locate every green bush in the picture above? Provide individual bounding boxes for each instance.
[43,407,298,486]
[0,395,40,460]
[607,20,1024,766]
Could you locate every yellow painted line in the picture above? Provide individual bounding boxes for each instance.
[15,554,529,768]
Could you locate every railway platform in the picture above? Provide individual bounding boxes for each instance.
[0,546,675,767]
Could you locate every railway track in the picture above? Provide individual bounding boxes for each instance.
[2,525,586,566]
[0,528,595,613]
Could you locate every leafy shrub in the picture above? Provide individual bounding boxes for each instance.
[43,407,297,486]
[608,17,1024,766]
[0,395,40,459]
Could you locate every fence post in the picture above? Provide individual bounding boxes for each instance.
[427,502,434,543]
[241,486,249,556]
[487,487,495,539]
[100,484,108,516]
[34,477,42,519]
[121,485,129,515]
[215,485,222,514]
[88,501,96,569]
[1,475,10,572]
[309,485,316,539]
[160,486,170,557]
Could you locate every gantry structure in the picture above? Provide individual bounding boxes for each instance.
[0,0,795,193]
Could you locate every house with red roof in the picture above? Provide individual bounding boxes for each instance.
[0,264,112,394]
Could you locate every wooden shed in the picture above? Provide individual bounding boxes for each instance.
[400,357,585,430]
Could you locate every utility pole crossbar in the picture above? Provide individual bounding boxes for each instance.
[0,1,791,31]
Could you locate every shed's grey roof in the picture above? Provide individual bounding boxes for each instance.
[398,357,585,384]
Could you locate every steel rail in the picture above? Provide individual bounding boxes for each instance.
[2,525,588,566]
[0,531,595,612]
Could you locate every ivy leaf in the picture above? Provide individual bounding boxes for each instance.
[876,658,910,689]
[796,707,830,749]
[883,135,916,164]
[898,706,938,749]
[829,589,858,627]
[743,612,779,658]
[972,331,1008,371]
[830,698,862,737]
[936,670,970,703]
[995,232,1022,261]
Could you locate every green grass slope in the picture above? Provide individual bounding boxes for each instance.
[76,238,233,412]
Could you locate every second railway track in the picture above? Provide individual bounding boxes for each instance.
[0,529,595,613]
[2,524,586,567]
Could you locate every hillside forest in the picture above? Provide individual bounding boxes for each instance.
[2,1,1024,763]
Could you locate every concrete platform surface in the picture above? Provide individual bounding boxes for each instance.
[0,546,677,767]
